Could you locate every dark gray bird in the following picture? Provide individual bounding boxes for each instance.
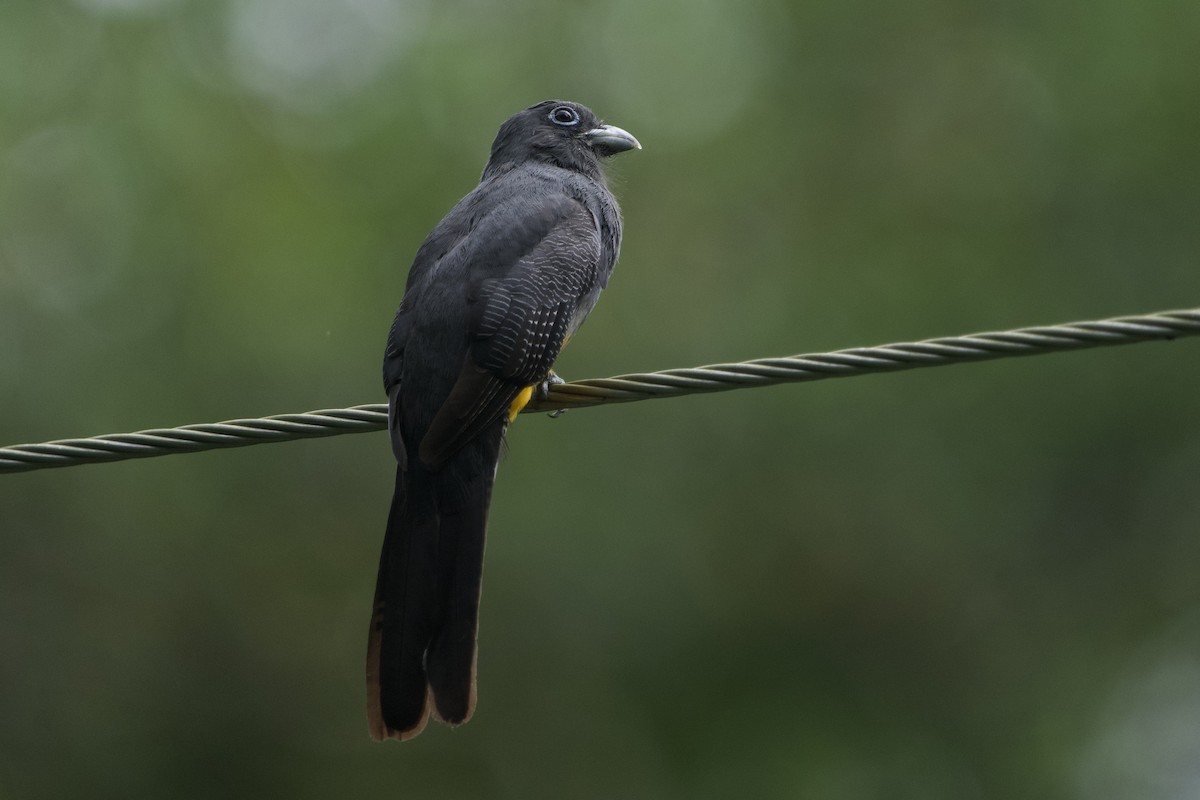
[368,100,640,740]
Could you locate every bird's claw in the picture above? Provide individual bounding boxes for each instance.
[536,372,568,419]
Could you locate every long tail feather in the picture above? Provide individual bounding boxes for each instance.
[367,465,438,740]
[368,422,504,739]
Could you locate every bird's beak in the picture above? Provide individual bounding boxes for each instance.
[584,124,641,156]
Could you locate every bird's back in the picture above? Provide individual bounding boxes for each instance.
[384,162,621,437]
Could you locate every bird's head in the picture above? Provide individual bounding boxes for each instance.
[483,100,640,181]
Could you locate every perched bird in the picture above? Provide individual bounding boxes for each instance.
[368,100,640,740]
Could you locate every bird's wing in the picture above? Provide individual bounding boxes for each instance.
[418,194,601,467]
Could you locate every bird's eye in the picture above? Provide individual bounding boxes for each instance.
[549,106,580,127]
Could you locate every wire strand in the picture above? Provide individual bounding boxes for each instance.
[3,307,1197,474]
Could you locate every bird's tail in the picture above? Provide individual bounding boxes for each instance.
[367,426,503,740]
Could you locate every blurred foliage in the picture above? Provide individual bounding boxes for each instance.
[2,1,1199,798]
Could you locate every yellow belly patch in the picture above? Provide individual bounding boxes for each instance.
[507,385,535,422]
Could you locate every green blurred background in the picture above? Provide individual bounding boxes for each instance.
[2,1,1199,798]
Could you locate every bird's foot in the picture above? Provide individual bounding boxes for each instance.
[536,372,568,419]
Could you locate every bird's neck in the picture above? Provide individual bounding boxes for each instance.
[482,151,606,185]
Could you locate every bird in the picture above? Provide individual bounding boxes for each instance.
[367,100,640,741]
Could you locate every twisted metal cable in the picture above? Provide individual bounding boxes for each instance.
[0,407,390,474]
[3,307,1197,474]
[530,307,1200,410]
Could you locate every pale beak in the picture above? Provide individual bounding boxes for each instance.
[584,124,641,156]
